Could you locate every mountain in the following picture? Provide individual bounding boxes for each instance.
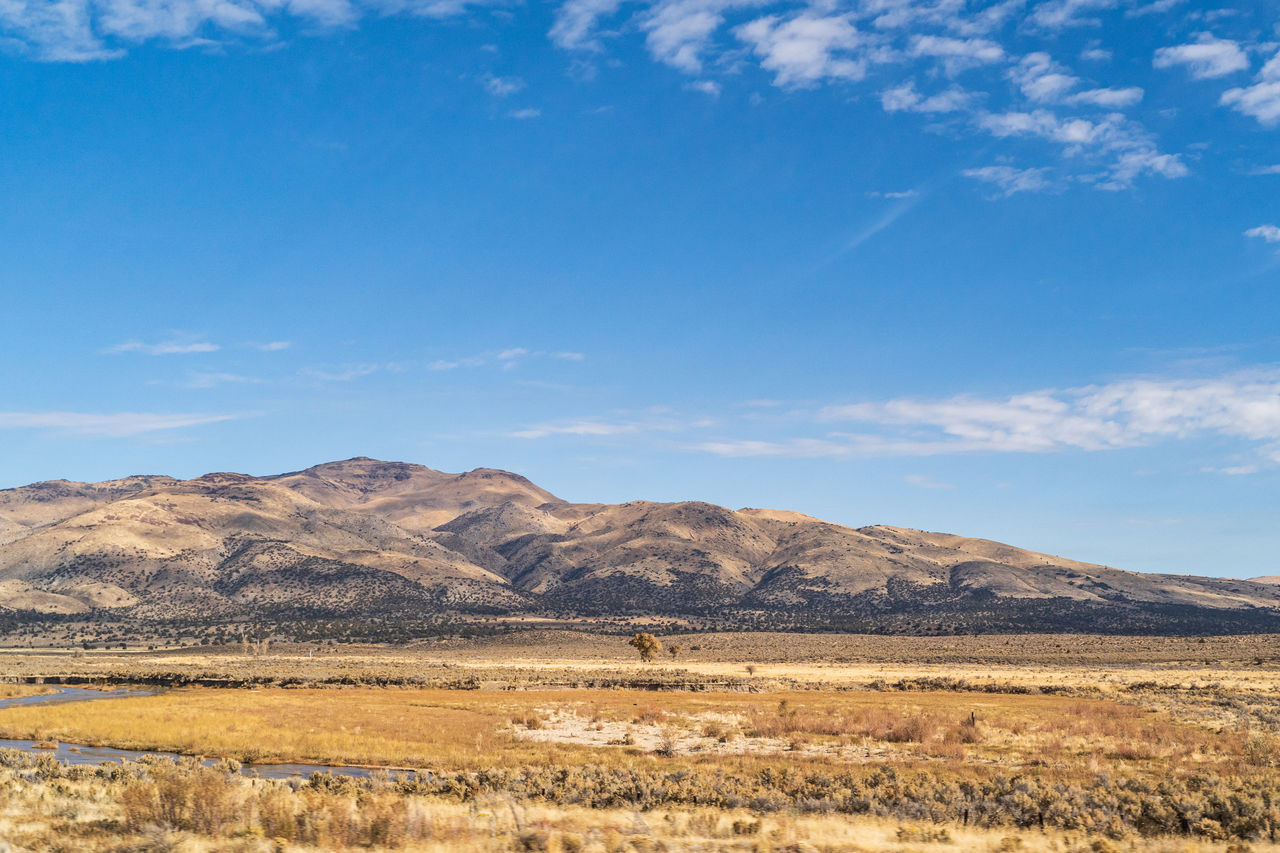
[0,457,1276,635]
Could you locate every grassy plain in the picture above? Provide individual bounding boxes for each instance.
[3,631,1280,850]
[0,684,1257,773]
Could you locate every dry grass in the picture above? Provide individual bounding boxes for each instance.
[4,631,1280,692]
[3,634,1280,848]
[4,755,1278,852]
[0,684,1263,781]
[0,683,54,699]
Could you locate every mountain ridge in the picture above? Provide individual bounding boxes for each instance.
[0,457,1276,636]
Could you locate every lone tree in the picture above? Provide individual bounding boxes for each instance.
[628,632,662,662]
[668,643,683,661]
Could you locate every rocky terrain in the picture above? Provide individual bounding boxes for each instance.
[0,457,1276,636]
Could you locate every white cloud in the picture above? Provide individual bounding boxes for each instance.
[0,0,500,60]
[881,81,973,113]
[812,372,1280,456]
[301,364,379,381]
[483,74,525,96]
[429,356,486,370]
[686,79,722,96]
[512,408,707,439]
[905,473,954,489]
[1246,224,1280,243]
[511,419,644,439]
[548,0,622,50]
[1005,53,1142,109]
[1153,34,1249,79]
[1009,52,1080,102]
[429,348,582,370]
[1221,81,1280,125]
[1126,0,1181,17]
[520,372,1280,470]
[962,165,1052,195]
[0,411,237,437]
[1067,86,1142,107]
[179,372,261,388]
[107,339,219,355]
[736,12,871,88]
[253,340,292,351]
[1098,148,1188,189]
[975,109,1186,188]
[1026,0,1118,30]
[641,0,741,74]
[1221,52,1280,126]
[0,0,1223,197]
[1249,164,1280,175]
[909,34,1003,72]
[1205,463,1261,476]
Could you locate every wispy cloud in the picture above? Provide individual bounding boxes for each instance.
[107,339,219,355]
[974,109,1186,189]
[178,372,262,389]
[0,0,504,60]
[1221,50,1280,126]
[905,473,954,489]
[1153,34,1250,80]
[0,0,1216,194]
[963,165,1052,196]
[548,0,624,51]
[252,341,292,352]
[1026,0,1119,31]
[1246,225,1280,243]
[881,81,974,113]
[0,411,238,437]
[686,79,722,96]
[430,348,585,371]
[300,364,380,381]
[429,356,487,371]
[483,74,526,96]
[735,12,872,88]
[511,419,645,439]
[511,409,706,439]
[693,371,1280,465]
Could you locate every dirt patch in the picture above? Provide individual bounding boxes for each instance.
[511,707,909,762]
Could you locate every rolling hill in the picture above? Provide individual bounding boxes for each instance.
[0,457,1275,636]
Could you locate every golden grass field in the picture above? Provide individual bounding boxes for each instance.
[0,684,1255,774]
[2,631,1280,851]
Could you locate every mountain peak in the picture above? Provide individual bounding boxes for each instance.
[0,458,1276,634]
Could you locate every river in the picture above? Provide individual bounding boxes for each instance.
[0,686,400,780]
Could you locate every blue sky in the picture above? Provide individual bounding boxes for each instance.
[1,0,1278,578]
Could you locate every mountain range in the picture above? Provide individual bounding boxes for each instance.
[0,457,1276,635]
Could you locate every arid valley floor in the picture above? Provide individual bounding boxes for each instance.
[0,631,1279,851]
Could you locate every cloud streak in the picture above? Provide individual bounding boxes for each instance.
[107,339,219,355]
[0,411,238,437]
[692,371,1280,463]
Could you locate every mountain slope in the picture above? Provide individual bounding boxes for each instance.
[0,457,1275,634]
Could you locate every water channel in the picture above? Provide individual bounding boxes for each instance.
[0,687,401,780]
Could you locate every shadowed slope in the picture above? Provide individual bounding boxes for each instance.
[0,458,1275,632]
